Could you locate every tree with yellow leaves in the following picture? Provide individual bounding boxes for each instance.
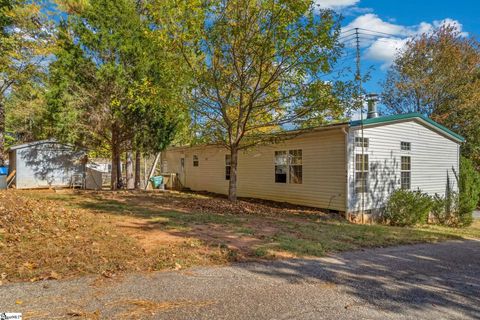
[382,26,480,165]
[176,0,346,201]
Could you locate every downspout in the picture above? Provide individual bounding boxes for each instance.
[342,126,349,220]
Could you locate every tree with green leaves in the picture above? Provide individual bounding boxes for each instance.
[178,0,346,201]
[44,0,134,188]
[381,26,480,164]
[125,78,184,189]
[0,0,51,165]
[46,0,190,189]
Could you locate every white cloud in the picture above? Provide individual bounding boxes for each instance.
[343,13,407,35]
[364,37,409,69]
[314,0,373,17]
[342,14,468,68]
[341,6,373,16]
[314,0,360,9]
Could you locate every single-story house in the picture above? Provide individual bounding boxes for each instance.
[161,112,464,222]
[8,140,87,189]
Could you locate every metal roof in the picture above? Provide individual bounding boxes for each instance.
[349,112,465,143]
[8,139,84,151]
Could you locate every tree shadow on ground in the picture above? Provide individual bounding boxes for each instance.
[47,191,480,316]
[73,191,338,220]
[238,240,480,317]
[67,191,466,255]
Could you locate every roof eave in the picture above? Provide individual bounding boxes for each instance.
[349,113,465,143]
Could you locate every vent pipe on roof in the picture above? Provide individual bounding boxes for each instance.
[366,93,379,119]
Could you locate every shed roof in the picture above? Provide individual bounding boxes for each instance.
[8,140,83,151]
[349,112,465,143]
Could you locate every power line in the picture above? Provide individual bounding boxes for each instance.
[355,27,401,38]
[340,28,357,35]
[340,29,355,36]
[338,34,357,41]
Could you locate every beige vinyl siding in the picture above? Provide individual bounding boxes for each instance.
[162,146,229,194]
[186,147,229,194]
[162,128,347,211]
[348,119,460,212]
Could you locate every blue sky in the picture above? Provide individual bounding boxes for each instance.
[316,0,479,112]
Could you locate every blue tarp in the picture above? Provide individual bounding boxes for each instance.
[0,167,7,175]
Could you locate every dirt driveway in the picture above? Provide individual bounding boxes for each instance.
[1,240,479,319]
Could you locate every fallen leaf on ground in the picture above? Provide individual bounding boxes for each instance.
[49,271,61,280]
[116,299,216,318]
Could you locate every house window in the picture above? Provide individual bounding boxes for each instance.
[401,156,411,190]
[355,154,369,193]
[275,151,287,183]
[289,149,302,184]
[401,141,411,151]
[193,155,199,167]
[225,154,231,180]
[355,137,369,148]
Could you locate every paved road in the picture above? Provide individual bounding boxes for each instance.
[1,240,479,319]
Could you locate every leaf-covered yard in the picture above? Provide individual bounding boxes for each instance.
[1,190,479,283]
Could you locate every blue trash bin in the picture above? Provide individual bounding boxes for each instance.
[0,166,8,176]
[150,176,164,189]
[0,167,7,189]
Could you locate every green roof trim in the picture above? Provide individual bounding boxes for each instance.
[350,112,465,143]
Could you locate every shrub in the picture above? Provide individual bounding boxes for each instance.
[456,156,480,227]
[431,192,459,226]
[431,157,480,227]
[384,189,433,227]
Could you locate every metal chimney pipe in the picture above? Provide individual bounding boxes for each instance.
[366,93,379,119]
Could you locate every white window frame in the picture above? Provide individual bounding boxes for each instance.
[355,154,369,194]
[401,156,411,190]
[288,149,303,184]
[274,151,288,183]
[193,155,199,167]
[401,141,411,151]
[274,149,303,184]
[355,137,369,148]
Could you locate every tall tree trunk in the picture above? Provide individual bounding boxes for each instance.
[126,150,134,189]
[110,125,119,190]
[0,100,5,167]
[134,151,141,189]
[116,149,122,189]
[111,150,117,190]
[228,146,238,201]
